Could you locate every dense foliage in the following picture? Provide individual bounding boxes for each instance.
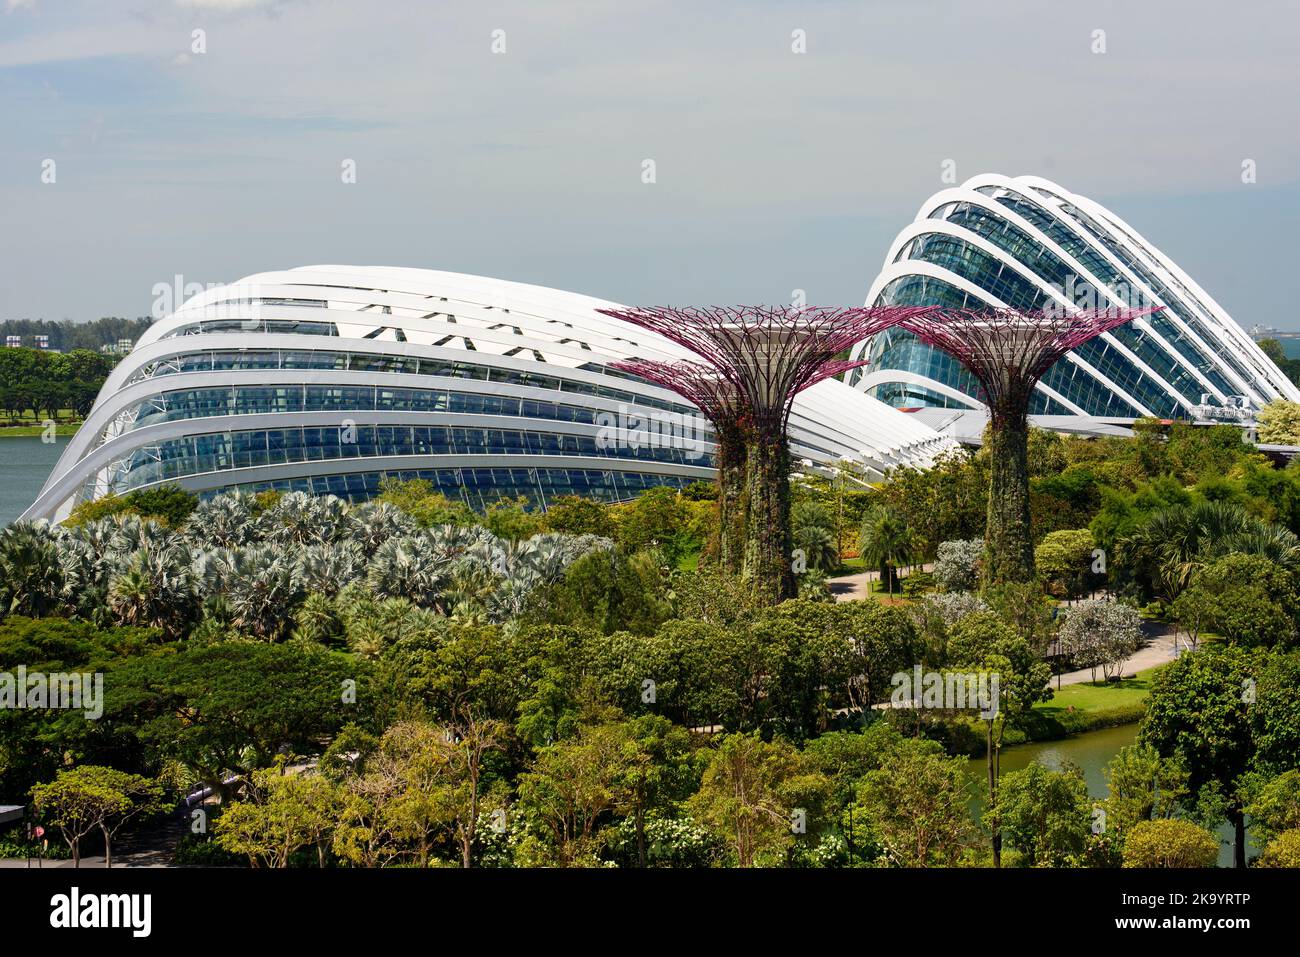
[4,419,1300,869]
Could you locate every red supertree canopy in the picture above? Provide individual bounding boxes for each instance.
[898,306,1162,419]
[610,355,873,423]
[596,305,929,429]
[610,357,742,425]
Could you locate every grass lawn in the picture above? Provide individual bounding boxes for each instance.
[1033,664,1166,723]
[0,422,80,437]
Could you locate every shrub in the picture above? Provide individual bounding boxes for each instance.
[1121,819,1219,868]
[934,539,982,592]
[1256,829,1300,868]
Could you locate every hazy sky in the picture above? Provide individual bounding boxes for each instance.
[3,0,1299,327]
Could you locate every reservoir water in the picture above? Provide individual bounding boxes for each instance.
[0,435,67,526]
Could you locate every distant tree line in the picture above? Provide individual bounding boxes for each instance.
[1258,338,1300,387]
[0,347,118,421]
[0,317,152,353]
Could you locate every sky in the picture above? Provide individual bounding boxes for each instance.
[2,0,1299,328]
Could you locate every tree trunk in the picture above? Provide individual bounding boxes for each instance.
[742,431,794,604]
[984,402,1035,586]
[1232,811,1247,869]
[987,721,1001,868]
[716,427,747,575]
[101,826,112,869]
[636,807,647,868]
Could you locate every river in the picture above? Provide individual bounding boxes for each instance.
[0,435,68,527]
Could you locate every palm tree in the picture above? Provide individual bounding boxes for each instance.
[107,544,197,639]
[292,542,366,596]
[197,544,301,640]
[260,491,354,546]
[56,535,107,617]
[0,520,65,617]
[791,500,838,572]
[858,506,913,597]
[347,501,419,554]
[366,535,454,609]
[185,493,260,549]
[1119,501,1298,600]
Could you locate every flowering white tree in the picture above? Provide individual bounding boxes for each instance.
[934,538,983,592]
[1058,599,1143,682]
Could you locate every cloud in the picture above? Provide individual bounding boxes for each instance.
[6,0,37,13]
[175,0,293,11]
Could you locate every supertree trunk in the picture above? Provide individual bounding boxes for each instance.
[715,425,747,574]
[602,307,926,605]
[984,400,1035,586]
[897,306,1160,588]
[742,429,794,603]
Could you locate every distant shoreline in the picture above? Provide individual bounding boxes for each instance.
[0,423,80,437]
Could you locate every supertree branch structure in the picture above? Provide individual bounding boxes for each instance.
[613,355,873,575]
[900,305,1161,585]
[611,358,747,573]
[598,305,927,603]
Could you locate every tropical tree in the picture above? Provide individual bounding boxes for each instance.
[1034,528,1096,600]
[259,490,354,546]
[1181,553,1298,649]
[1140,643,1260,868]
[791,500,838,573]
[0,521,65,619]
[688,732,821,867]
[945,611,1052,867]
[291,541,366,596]
[366,535,454,610]
[1256,829,1300,867]
[214,764,342,868]
[1101,743,1189,835]
[853,738,971,867]
[933,538,983,592]
[515,720,637,866]
[30,766,165,868]
[1118,501,1299,602]
[197,544,301,640]
[1244,770,1300,848]
[1257,399,1300,445]
[184,493,260,549]
[994,761,1091,866]
[858,506,913,596]
[106,544,197,639]
[1057,599,1143,681]
[105,642,357,801]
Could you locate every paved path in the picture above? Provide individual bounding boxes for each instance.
[1050,620,1180,688]
[0,811,186,869]
[827,576,1184,688]
[828,569,874,602]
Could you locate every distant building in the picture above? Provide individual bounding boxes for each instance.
[100,338,134,356]
[4,336,20,349]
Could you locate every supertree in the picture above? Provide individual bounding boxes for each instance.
[613,355,872,575]
[899,305,1160,585]
[597,305,927,603]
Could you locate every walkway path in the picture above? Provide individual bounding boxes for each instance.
[827,574,1185,688]
[1051,620,1180,688]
